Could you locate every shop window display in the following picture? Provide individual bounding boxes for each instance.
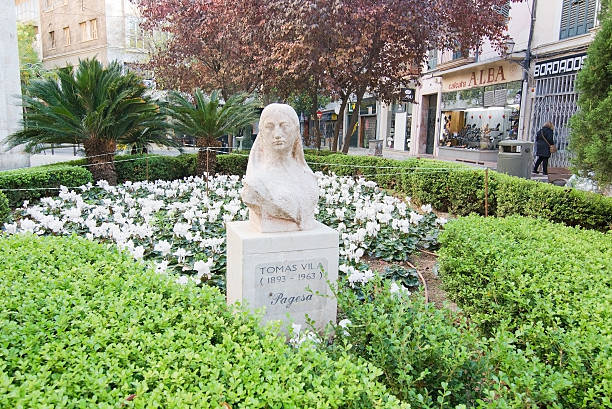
[440,80,521,150]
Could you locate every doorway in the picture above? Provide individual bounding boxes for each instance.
[425,94,437,154]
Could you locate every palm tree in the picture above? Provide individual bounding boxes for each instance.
[165,89,259,176]
[8,58,173,184]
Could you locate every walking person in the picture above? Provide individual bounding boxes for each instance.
[533,122,556,175]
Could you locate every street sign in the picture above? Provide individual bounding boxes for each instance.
[316,110,323,119]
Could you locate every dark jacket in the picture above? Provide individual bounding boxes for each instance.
[535,127,555,157]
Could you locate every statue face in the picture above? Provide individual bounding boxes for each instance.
[260,110,298,154]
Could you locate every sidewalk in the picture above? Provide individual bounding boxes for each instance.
[346,147,496,169]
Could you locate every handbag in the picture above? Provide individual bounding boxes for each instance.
[541,131,557,153]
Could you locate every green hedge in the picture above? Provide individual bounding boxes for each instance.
[216,153,611,230]
[0,165,93,207]
[45,154,194,184]
[0,191,9,223]
[0,234,405,409]
[333,278,573,409]
[438,216,612,407]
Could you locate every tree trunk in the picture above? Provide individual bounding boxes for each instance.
[311,91,322,150]
[332,96,348,152]
[303,117,310,147]
[341,90,364,154]
[84,137,117,185]
[196,137,221,178]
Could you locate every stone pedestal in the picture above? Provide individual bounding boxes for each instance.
[227,220,338,330]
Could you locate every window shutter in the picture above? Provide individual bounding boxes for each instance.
[494,89,507,106]
[494,1,510,18]
[484,90,495,107]
[560,0,571,39]
[586,0,596,30]
[561,0,595,39]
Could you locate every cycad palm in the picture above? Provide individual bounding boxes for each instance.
[8,58,172,184]
[165,89,259,175]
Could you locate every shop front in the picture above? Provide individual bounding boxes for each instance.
[438,61,523,163]
[530,52,586,168]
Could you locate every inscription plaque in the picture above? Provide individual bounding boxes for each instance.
[255,258,328,313]
[226,220,338,330]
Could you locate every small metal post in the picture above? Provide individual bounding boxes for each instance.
[484,168,489,217]
[205,147,209,193]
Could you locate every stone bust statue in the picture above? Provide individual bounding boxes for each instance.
[241,103,319,232]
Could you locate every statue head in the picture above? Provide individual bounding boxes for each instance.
[247,103,308,171]
[242,103,318,232]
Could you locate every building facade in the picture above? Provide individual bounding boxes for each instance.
[39,0,148,69]
[369,0,600,169]
[15,0,43,58]
[525,0,599,167]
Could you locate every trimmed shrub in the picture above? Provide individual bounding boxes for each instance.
[495,173,612,230]
[0,165,92,207]
[0,191,9,223]
[217,152,248,176]
[216,153,611,230]
[114,154,189,183]
[0,234,406,409]
[438,216,612,407]
[304,148,336,156]
[175,153,197,176]
[332,278,571,409]
[46,154,192,183]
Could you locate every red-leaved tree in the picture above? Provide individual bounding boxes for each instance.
[138,0,515,152]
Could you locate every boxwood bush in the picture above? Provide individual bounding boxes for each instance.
[0,191,9,223]
[0,165,92,207]
[0,234,405,409]
[216,153,611,230]
[332,278,573,409]
[45,154,193,184]
[438,216,612,407]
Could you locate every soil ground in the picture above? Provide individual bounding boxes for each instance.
[365,250,457,311]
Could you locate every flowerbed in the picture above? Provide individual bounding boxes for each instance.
[3,173,443,289]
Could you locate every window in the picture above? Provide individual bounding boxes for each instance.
[80,19,98,41]
[427,50,438,71]
[63,26,70,46]
[126,17,145,48]
[494,1,510,19]
[49,31,56,49]
[80,21,87,40]
[560,0,596,39]
[90,19,98,39]
[452,49,464,60]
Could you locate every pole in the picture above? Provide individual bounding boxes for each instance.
[484,168,489,217]
[205,147,209,193]
[146,155,149,181]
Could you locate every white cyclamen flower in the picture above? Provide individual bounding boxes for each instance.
[338,319,351,328]
[421,204,433,213]
[175,275,189,285]
[154,240,172,256]
[193,259,213,280]
[173,248,190,263]
[155,260,169,275]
